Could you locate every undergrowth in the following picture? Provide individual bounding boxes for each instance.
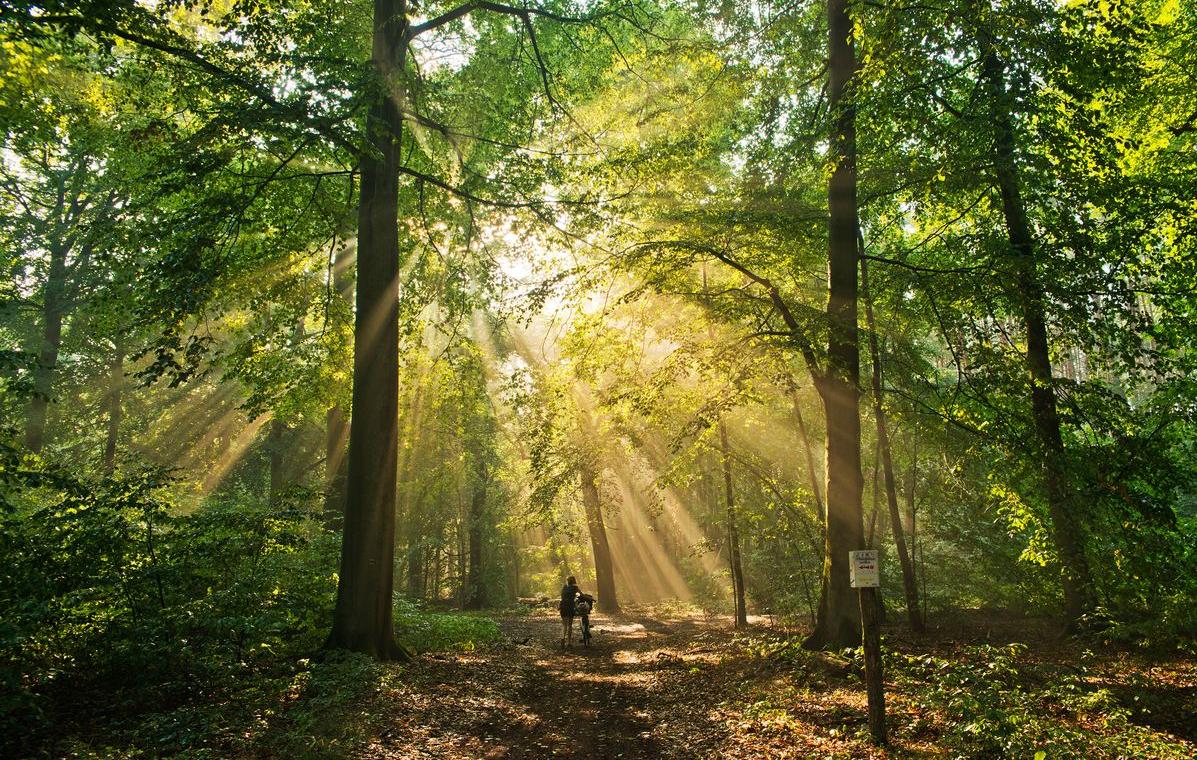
[731,634,1194,759]
[0,459,500,758]
[886,643,1193,758]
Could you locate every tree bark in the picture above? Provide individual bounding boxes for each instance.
[579,461,620,613]
[719,421,748,628]
[979,33,1096,629]
[805,0,864,650]
[326,0,408,660]
[102,344,124,474]
[862,256,924,632]
[26,240,68,453]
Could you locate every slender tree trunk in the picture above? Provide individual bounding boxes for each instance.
[866,436,881,547]
[904,431,917,546]
[102,343,124,474]
[791,388,830,631]
[719,421,748,628]
[862,257,924,632]
[580,462,620,613]
[398,379,425,593]
[268,418,287,501]
[788,383,825,527]
[806,0,864,650]
[324,237,355,521]
[26,241,68,453]
[904,430,919,616]
[326,0,408,660]
[325,404,349,521]
[979,34,1095,629]
[465,461,487,610]
[407,539,424,598]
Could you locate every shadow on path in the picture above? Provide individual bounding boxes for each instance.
[477,610,738,759]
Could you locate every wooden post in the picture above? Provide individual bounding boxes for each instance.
[858,586,886,745]
[851,550,886,745]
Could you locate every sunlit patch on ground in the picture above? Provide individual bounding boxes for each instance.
[340,608,1197,759]
[594,621,652,642]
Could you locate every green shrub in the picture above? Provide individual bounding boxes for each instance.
[393,597,500,652]
[0,453,339,757]
[888,644,1194,759]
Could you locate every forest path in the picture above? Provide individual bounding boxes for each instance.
[385,609,748,759]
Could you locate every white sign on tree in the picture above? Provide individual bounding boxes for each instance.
[850,550,880,588]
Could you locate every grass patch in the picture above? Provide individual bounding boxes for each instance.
[393,597,501,653]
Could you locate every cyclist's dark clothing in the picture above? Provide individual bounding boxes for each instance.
[559,582,581,618]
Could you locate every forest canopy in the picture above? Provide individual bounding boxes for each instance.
[2,0,1195,757]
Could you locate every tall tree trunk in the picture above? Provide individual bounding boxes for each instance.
[268,417,287,502]
[26,241,68,453]
[326,0,408,660]
[788,383,825,527]
[866,436,881,547]
[790,388,829,630]
[407,539,424,598]
[862,257,924,632]
[806,0,864,650]
[904,430,917,546]
[719,421,748,628]
[398,377,425,594]
[102,343,124,474]
[324,237,355,521]
[269,322,305,503]
[580,461,620,613]
[904,430,919,616]
[325,404,349,522]
[465,460,487,610]
[979,33,1095,629]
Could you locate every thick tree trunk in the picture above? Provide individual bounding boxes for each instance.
[805,0,864,650]
[26,241,68,453]
[579,462,620,613]
[465,461,487,610]
[980,37,1096,629]
[326,0,408,660]
[102,344,124,473]
[862,257,924,632]
[719,421,748,628]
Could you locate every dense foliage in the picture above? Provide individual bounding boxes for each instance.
[2,0,1195,755]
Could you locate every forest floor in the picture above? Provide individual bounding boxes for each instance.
[347,607,1197,760]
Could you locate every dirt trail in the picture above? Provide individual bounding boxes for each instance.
[383,610,738,759]
[374,610,1197,759]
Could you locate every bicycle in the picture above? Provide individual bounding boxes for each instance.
[575,593,594,647]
